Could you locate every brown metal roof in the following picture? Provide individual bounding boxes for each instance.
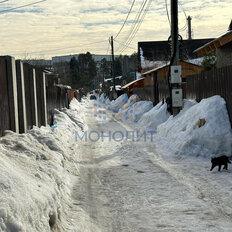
[142,60,202,76]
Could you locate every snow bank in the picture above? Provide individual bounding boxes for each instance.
[0,98,85,232]
[119,94,139,113]
[98,93,111,106]
[108,93,128,112]
[121,100,153,123]
[156,96,232,158]
[138,102,170,132]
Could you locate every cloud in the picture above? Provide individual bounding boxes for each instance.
[0,0,230,59]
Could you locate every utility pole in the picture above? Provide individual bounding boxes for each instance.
[169,0,183,116]
[171,0,179,66]
[187,16,192,40]
[110,36,117,99]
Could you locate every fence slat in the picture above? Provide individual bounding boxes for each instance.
[186,65,232,124]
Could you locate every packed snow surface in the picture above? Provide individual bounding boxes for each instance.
[108,93,128,112]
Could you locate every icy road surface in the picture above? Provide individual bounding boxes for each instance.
[66,102,232,232]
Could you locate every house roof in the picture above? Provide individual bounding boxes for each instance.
[138,39,214,65]
[142,60,202,76]
[121,78,144,89]
[194,30,232,56]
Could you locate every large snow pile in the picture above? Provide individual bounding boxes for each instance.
[0,98,85,232]
[155,96,232,158]
[108,93,128,112]
[121,100,153,123]
[137,102,170,132]
[119,94,139,113]
[97,93,111,106]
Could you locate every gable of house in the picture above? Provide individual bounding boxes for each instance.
[194,30,232,68]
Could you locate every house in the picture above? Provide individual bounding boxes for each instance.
[137,61,203,104]
[138,38,214,71]
[194,21,232,68]
[122,78,144,97]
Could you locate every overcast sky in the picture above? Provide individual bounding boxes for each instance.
[0,0,231,59]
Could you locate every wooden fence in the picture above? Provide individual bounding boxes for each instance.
[0,57,11,136]
[0,56,78,137]
[185,65,232,123]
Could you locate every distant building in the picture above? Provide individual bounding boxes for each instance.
[138,39,214,71]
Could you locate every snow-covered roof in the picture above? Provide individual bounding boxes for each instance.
[56,84,72,89]
[104,76,122,82]
[142,63,169,75]
[110,85,122,91]
[121,78,144,89]
[104,78,112,82]
[142,60,202,76]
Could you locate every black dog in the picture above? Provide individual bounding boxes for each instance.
[210,155,231,171]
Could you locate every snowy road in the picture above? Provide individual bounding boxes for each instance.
[66,102,232,232]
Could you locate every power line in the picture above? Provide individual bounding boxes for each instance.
[116,0,148,52]
[114,39,135,50]
[114,0,136,39]
[119,0,147,45]
[125,0,152,49]
[125,0,148,41]
[178,1,188,31]
[179,1,187,19]
[0,0,46,14]
[165,0,170,25]
[165,0,187,30]
[120,0,152,53]
[165,0,187,32]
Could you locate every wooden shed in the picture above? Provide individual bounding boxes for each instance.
[142,60,203,83]
[121,78,144,96]
[139,61,203,104]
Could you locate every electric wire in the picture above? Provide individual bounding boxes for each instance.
[114,39,135,50]
[164,0,170,25]
[120,0,152,53]
[179,1,188,31]
[124,0,152,49]
[179,1,187,19]
[116,0,148,52]
[114,0,136,39]
[0,0,46,14]
[118,0,147,45]
[164,0,187,32]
